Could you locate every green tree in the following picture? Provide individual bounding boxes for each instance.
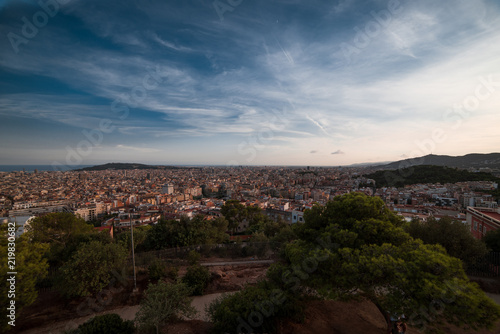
[142,215,228,251]
[283,193,500,333]
[117,225,150,251]
[250,215,289,238]
[483,229,500,252]
[77,313,134,334]
[135,281,196,334]
[182,264,210,295]
[1,232,49,332]
[25,212,94,264]
[207,279,303,334]
[221,200,248,234]
[26,212,93,245]
[142,219,171,250]
[59,230,113,264]
[405,216,489,269]
[187,250,201,266]
[148,258,166,282]
[59,241,128,298]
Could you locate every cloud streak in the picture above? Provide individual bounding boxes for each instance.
[0,0,499,165]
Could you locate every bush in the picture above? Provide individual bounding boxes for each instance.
[187,250,201,265]
[135,281,196,334]
[77,313,134,334]
[58,241,128,298]
[166,266,179,281]
[148,259,166,281]
[484,229,500,252]
[182,264,210,295]
[207,280,303,334]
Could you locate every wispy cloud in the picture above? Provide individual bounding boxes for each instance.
[1,0,499,165]
[116,145,161,153]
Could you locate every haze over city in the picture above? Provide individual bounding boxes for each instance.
[1,0,500,166]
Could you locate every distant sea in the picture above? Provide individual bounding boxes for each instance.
[0,165,93,172]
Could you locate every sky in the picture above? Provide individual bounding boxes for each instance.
[0,0,499,167]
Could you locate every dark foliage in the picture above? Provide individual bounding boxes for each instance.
[367,165,499,188]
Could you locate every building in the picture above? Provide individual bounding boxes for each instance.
[162,184,174,195]
[466,207,500,239]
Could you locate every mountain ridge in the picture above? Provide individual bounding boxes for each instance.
[379,153,500,170]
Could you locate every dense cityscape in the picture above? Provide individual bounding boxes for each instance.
[2,164,499,237]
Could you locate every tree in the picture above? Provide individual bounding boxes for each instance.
[26,212,93,245]
[58,241,128,297]
[483,229,500,252]
[142,219,171,250]
[76,313,134,334]
[135,281,196,334]
[283,193,500,333]
[117,225,150,251]
[182,264,210,295]
[59,230,114,264]
[207,280,303,334]
[1,232,49,332]
[221,200,248,234]
[25,212,94,264]
[148,258,166,282]
[142,215,228,251]
[406,216,489,269]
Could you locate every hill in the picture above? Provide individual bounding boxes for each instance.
[365,165,500,188]
[381,153,500,170]
[76,163,182,171]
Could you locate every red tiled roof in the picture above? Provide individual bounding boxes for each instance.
[482,211,500,222]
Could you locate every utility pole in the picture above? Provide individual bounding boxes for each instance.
[130,209,137,290]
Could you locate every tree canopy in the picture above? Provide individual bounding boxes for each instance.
[1,231,49,332]
[25,212,94,264]
[366,165,500,188]
[142,215,228,251]
[283,193,500,333]
[135,281,196,334]
[58,240,128,297]
[405,216,489,270]
[483,229,500,252]
[220,200,248,234]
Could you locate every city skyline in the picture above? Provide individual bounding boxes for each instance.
[1,0,500,167]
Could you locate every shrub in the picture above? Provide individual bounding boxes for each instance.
[77,313,134,334]
[182,264,210,295]
[187,250,201,265]
[207,280,303,334]
[166,266,179,281]
[135,281,196,334]
[148,259,166,281]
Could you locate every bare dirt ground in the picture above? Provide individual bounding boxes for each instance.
[279,299,500,334]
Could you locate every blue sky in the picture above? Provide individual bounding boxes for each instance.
[1,0,499,167]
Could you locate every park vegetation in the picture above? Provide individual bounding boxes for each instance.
[366,165,500,187]
[5,193,500,333]
[135,281,196,334]
[208,193,500,333]
[405,216,489,270]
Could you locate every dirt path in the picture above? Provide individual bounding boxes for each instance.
[17,292,231,334]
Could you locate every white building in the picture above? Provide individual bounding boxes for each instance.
[162,184,174,195]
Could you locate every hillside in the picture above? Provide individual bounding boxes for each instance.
[366,165,500,188]
[381,153,500,170]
